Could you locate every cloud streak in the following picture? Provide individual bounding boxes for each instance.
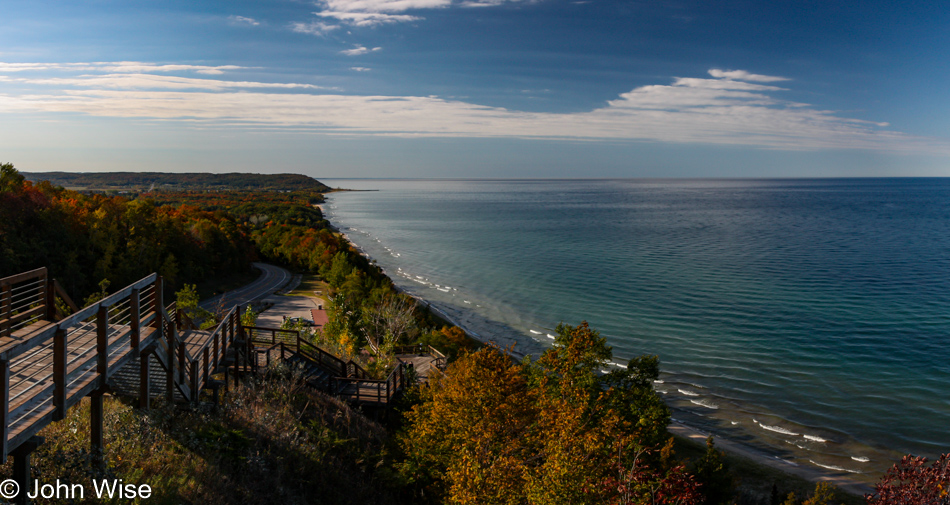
[0,63,941,154]
[340,45,382,56]
[229,15,261,26]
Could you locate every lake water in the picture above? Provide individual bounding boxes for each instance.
[322,178,950,480]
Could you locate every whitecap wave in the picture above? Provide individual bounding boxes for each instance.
[678,389,699,397]
[690,399,719,409]
[546,333,556,339]
[851,456,870,463]
[808,460,860,474]
[756,422,799,436]
[803,434,828,443]
[529,329,542,334]
[653,379,664,383]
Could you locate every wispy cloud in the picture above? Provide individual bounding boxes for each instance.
[708,69,790,82]
[0,63,939,154]
[351,67,372,71]
[228,15,261,26]
[307,0,448,26]
[290,20,340,36]
[315,11,421,26]
[0,62,243,75]
[340,45,382,56]
[12,73,326,91]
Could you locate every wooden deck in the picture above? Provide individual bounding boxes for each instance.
[1,269,244,460]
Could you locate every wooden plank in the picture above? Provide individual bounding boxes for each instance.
[0,320,55,359]
[6,404,55,456]
[0,268,46,288]
[8,383,54,429]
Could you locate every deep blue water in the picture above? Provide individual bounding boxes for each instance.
[322,178,950,479]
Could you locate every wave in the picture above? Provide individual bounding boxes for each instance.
[547,333,556,339]
[755,422,800,436]
[529,329,542,334]
[808,460,861,474]
[678,389,699,397]
[851,456,870,463]
[607,361,627,369]
[690,399,719,409]
[803,434,828,443]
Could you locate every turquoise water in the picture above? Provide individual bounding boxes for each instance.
[322,178,950,479]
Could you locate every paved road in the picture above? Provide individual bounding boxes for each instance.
[199,262,293,312]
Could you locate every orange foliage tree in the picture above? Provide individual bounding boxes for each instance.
[399,322,700,505]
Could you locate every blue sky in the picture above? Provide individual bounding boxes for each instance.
[1,0,948,177]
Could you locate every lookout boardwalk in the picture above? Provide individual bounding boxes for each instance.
[0,268,245,465]
[1,266,436,500]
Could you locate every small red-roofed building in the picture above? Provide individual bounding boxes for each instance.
[310,308,329,330]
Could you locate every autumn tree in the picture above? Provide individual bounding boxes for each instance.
[868,454,950,505]
[399,322,699,505]
[400,345,535,505]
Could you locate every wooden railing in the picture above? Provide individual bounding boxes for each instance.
[183,306,241,398]
[0,268,249,459]
[0,272,162,459]
[243,326,369,379]
[335,363,406,405]
[393,343,447,369]
[0,267,78,339]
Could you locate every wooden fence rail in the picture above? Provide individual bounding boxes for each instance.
[1,268,245,460]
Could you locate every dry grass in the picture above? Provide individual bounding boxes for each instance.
[0,366,410,504]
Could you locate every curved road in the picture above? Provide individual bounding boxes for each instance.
[199,262,293,311]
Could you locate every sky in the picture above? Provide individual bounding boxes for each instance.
[1,0,948,178]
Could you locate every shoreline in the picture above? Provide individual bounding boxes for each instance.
[325,197,879,498]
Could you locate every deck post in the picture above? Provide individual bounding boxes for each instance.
[11,436,44,505]
[139,350,151,410]
[1,360,9,459]
[96,306,109,383]
[90,389,105,470]
[130,288,140,357]
[53,327,67,421]
[45,277,56,321]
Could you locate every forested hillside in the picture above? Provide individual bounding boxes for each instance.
[1,163,252,300]
[21,171,331,192]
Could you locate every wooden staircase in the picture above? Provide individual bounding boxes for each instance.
[246,327,408,408]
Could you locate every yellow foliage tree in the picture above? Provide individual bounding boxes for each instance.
[399,322,700,505]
